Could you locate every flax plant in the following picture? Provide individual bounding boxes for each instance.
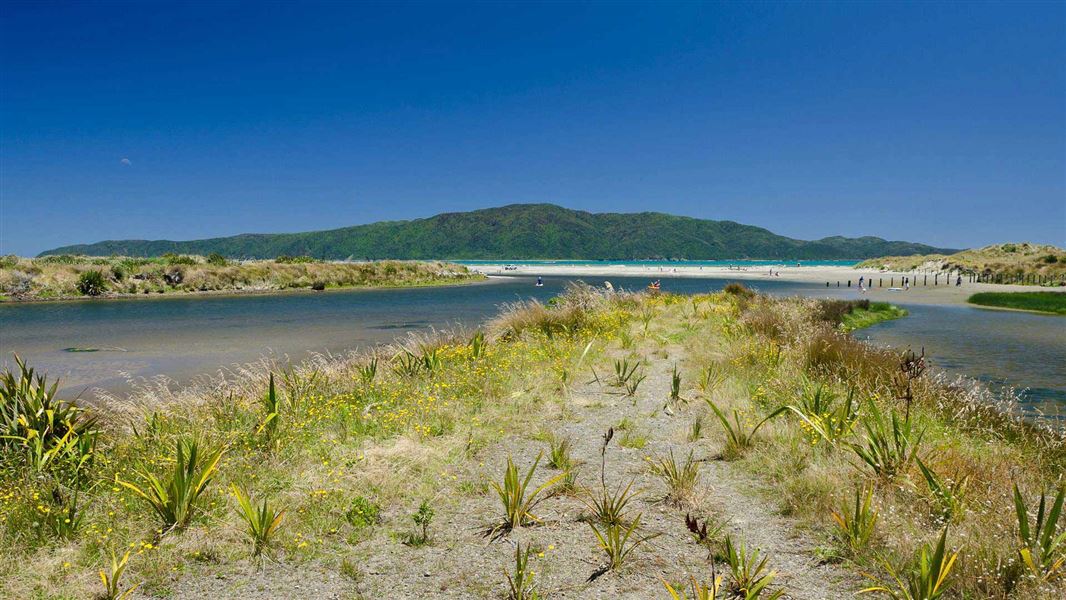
[117,437,224,532]
[492,454,564,530]
[231,484,285,559]
[861,527,957,600]
[831,486,878,555]
[588,513,659,571]
[1013,483,1066,581]
[704,399,786,459]
[98,550,139,600]
[505,542,539,600]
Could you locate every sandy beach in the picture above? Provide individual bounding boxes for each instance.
[468,263,1058,306]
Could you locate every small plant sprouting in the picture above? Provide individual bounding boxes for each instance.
[99,550,140,600]
[392,350,423,377]
[705,399,786,460]
[861,527,957,600]
[231,484,285,559]
[722,535,784,599]
[1012,482,1065,581]
[648,449,700,505]
[469,331,487,360]
[831,486,878,555]
[257,373,280,441]
[661,571,722,600]
[403,500,435,546]
[698,363,725,396]
[547,436,573,471]
[358,357,378,385]
[688,414,704,442]
[686,513,725,559]
[588,513,659,571]
[669,364,684,405]
[505,542,539,600]
[916,458,969,522]
[492,454,564,531]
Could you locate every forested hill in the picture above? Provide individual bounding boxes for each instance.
[39,204,957,260]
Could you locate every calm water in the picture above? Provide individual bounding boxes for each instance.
[0,276,1063,416]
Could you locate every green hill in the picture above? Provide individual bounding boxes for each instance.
[38,203,956,260]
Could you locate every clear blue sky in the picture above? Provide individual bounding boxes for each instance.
[2,1,1063,256]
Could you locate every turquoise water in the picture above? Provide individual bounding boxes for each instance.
[0,275,1062,417]
[456,259,860,267]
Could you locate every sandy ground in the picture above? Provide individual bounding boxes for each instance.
[470,263,1057,306]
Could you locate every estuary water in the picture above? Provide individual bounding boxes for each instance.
[0,275,1062,416]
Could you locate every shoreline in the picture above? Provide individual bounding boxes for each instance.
[0,274,489,305]
[469,263,1060,307]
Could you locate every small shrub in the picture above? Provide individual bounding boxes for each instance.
[403,500,434,546]
[77,270,107,296]
[275,254,317,264]
[162,253,198,265]
[310,280,326,291]
[345,496,382,528]
[206,252,228,266]
[723,282,755,298]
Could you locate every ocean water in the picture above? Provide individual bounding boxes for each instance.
[0,275,1062,416]
[455,259,860,267]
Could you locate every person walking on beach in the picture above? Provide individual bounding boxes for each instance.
[859,276,864,289]
[956,275,962,286]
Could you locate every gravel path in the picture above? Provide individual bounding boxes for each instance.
[159,337,863,599]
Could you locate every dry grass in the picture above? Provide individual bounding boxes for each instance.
[0,255,481,300]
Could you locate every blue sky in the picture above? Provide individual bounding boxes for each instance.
[2,0,1063,255]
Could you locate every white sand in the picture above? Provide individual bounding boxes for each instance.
[469,263,1055,306]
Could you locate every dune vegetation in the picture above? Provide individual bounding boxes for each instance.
[858,243,1066,285]
[0,254,482,301]
[1,285,1063,599]
[968,292,1066,315]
